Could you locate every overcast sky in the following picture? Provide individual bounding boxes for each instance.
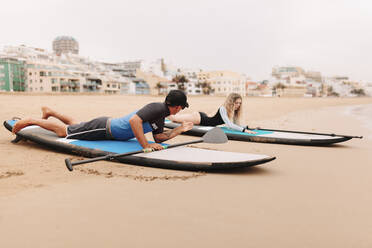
[1,0,371,81]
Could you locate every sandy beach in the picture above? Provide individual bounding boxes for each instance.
[0,93,372,248]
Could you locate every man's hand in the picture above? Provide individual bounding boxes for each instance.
[180,121,193,132]
[145,143,165,151]
[129,114,155,150]
[153,121,193,143]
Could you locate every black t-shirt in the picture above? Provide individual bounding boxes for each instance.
[136,102,170,134]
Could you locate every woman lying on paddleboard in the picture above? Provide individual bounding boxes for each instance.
[169,93,256,134]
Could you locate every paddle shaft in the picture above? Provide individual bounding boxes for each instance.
[251,128,362,139]
[65,138,203,170]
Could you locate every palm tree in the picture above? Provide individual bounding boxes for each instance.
[201,81,212,95]
[272,83,286,90]
[172,75,188,91]
[350,88,366,96]
[327,86,339,97]
[155,82,164,95]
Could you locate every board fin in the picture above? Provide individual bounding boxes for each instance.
[11,135,24,143]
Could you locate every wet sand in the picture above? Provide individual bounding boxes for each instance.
[0,94,372,248]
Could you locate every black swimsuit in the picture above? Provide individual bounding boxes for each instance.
[198,106,245,132]
[199,110,224,126]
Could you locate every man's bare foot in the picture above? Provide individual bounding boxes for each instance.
[41,106,53,119]
[12,118,33,134]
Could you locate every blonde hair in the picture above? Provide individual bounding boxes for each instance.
[223,93,243,125]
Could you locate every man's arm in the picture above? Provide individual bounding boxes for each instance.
[153,122,193,143]
[129,114,163,150]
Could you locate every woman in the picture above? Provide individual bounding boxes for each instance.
[168,93,256,134]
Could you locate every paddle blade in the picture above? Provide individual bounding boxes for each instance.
[65,158,74,171]
[202,127,228,144]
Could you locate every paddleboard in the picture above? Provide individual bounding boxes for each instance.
[4,119,275,171]
[164,120,361,146]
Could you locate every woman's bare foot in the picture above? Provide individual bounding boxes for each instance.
[41,106,53,119]
[12,118,33,134]
[245,130,257,134]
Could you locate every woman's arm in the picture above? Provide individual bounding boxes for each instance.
[219,106,245,132]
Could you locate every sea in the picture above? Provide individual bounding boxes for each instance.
[344,103,372,140]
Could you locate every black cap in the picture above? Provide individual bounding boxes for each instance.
[165,90,189,109]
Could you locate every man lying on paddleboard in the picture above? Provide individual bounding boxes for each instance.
[12,90,193,151]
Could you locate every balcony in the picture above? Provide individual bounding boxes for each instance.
[60,81,80,87]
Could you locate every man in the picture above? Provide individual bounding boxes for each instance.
[12,90,194,150]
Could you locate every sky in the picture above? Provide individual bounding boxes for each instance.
[1,0,371,81]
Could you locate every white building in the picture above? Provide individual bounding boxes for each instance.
[323,77,353,97]
[1,45,131,94]
[198,71,246,96]
[185,78,202,95]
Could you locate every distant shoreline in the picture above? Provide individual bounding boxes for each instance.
[0,91,371,99]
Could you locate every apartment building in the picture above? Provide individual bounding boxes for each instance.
[1,45,125,94]
[270,66,326,97]
[52,36,79,55]
[198,71,246,96]
[185,78,202,95]
[0,58,26,91]
[26,61,84,92]
[272,66,305,79]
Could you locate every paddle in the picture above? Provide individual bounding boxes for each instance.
[65,127,228,171]
[249,127,363,139]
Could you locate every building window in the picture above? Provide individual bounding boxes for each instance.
[40,79,43,83]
